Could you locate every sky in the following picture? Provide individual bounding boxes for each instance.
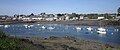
[0,0,120,16]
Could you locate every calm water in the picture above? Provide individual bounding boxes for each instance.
[0,24,120,45]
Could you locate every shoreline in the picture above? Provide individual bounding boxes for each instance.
[1,20,120,50]
[12,35,120,50]
[11,35,120,46]
[0,20,119,27]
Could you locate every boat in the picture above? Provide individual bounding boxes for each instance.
[30,25,34,27]
[37,24,40,26]
[24,24,28,27]
[87,27,93,31]
[115,29,119,32]
[41,26,46,29]
[98,27,106,31]
[47,27,55,30]
[97,31,106,34]
[4,25,10,28]
[76,27,82,30]
[24,24,28,28]
[27,26,31,28]
[97,20,107,34]
[0,25,3,27]
[97,27,106,34]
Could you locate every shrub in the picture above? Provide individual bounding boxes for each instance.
[0,31,21,50]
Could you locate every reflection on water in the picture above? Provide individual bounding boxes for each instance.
[0,24,120,45]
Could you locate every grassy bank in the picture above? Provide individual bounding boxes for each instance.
[0,31,21,50]
[0,31,46,50]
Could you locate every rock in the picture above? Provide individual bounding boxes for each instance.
[44,38,48,40]
[105,44,114,48]
[20,39,33,44]
[33,43,46,50]
[49,36,59,40]
[73,40,77,42]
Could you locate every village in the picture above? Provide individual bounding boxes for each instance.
[0,8,120,26]
[0,12,120,22]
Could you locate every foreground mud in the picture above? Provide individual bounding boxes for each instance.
[17,36,120,50]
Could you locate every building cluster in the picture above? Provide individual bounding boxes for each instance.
[0,13,86,21]
[0,8,120,21]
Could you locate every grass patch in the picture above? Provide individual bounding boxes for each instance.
[0,31,21,50]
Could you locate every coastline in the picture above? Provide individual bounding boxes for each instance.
[0,20,114,26]
[1,20,120,50]
[12,35,120,50]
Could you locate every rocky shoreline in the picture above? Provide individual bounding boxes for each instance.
[14,36,120,50]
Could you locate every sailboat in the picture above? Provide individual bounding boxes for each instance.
[97,20,106,34]
[97,30,106,34]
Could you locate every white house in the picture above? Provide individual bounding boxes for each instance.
[98,17,104,20]
[1,17,6,20]
[54,14,58,17]
[65,16,69,20]
[79,16,84,20]
[22,17,31,21]
[32,17,43,21]
[12,17,17,20]
[45,18,54,21]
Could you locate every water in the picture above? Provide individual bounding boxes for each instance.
[0,24,120,45]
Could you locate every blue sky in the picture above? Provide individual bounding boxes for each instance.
[0,0,120,15]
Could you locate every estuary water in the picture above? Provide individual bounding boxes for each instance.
[0,24,120,45]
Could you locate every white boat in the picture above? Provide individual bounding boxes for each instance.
[97,20,107,34]
[27,26,31,28]
[24,24,28,27]
[87,27,93,31]
[30,25,34,27]
[98,27,106,31]
[97,27,106,34]
[24,24,28,28]
[76,27,82,30]
[47,27,55,30]
[37,24,40,26]
[115,29,119,32]
[41,26,46,29]
[116,29,119,32]
[4,25,10,28]
[0,25,3,27]
[97,31,106,34]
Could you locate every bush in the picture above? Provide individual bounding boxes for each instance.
[0,31,7,38]
[0,31,21,50]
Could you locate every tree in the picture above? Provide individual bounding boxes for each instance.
[30,13,34,16]
[118,7,120,16]
[72,13,79,17]
[57,14,64,17]
[118,7,120,14]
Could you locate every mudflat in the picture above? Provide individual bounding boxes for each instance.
[16,36,120,50]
